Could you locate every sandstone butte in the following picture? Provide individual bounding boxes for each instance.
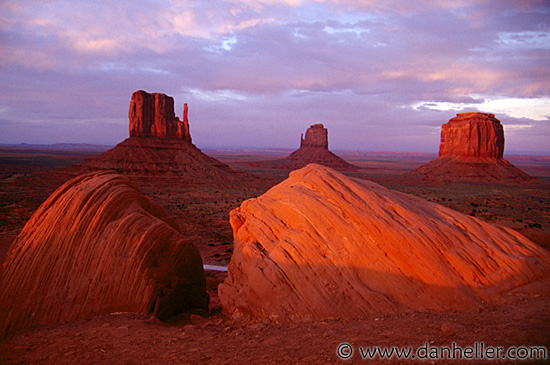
[0,171,208,336]
[252,124,358,171]
[219,164,550,322]
[77,90,244,182]
[129,90,192,141]
[413,112,532,182]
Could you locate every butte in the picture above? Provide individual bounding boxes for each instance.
[412,112,532,182]
[252,123,358,171]
[75,90,245,184]
[219,164,550,322]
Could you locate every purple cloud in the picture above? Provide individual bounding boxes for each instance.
[1,0,549,153]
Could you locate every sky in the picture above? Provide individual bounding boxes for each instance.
[1,0,549,153]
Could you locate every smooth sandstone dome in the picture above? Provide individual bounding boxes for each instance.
[0,171,208,335]
[219,164,550,321]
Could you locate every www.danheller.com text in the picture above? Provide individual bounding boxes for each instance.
[336,342,548,361]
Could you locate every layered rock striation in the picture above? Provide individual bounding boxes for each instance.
[219,164,550,321]
[129,90,191,141]
[251,124,357,171]
[0,171,208,335]
[439,112,504,158]
[77,90,244,182]
[78,137,240,181]
[413,112,532,182]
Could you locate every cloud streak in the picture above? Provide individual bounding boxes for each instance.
[1,0,549,153]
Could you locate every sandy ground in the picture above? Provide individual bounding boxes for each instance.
[1,294,549,364]
[0,147,549,364]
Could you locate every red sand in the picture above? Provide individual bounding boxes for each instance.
[1,147,549,363]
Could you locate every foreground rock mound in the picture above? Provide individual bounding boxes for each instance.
[219,164,550,321]
[77,90,244,182]
[252,124,357,171]
[413,113,532,182]
[0,171,208,335]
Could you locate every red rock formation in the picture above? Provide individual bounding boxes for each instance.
[300,123,328,148]
[0,171,208,335]
[78,137,244,182]
[76,90,245,182]
[284,145,357,171]
[439,112,504,158]
[128,90,191,142]
[413,113,532,182]
[182,102,191,142]
[413,155,532,182]
[251,124,357,171]
[219,164,550,321]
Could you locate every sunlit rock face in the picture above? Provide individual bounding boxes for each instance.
[0,171,208,336]
[439,112,504,158]
[219,164,550,322]
[129,90,191,142]
[413,113,532,182]
[76,90,245,182]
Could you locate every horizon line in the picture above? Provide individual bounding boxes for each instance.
[1,142,549,157]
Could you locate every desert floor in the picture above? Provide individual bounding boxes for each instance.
[0,146,549,364]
